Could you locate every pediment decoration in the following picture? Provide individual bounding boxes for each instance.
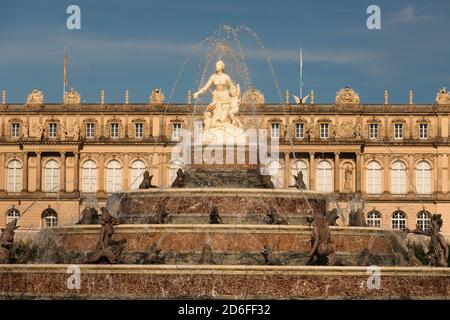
[241,88,265,104]
[436,87,450,105]
[26,89,44,105]
[149,88,165,104]
[63,89,81,104]
[335,87,360,104]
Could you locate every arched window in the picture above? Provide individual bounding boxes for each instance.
[316,160,333,192]
[7,160,22,192]
[366,161,381,194]
[416,161,431,195]
[266,160,284,188]
[130,160,146,189]
[82,160,97,193]
[391,161,406,195]
[106,160,122,193]
[366,210,382,227]
[392,210,407,230]
[291,160,309,189]
[44,160,60,192]
[42,208,58,227]
[416,210,431,232]
[5,208,20,224]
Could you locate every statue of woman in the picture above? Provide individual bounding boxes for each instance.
[193,60,239,131]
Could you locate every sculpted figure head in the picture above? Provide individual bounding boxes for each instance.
[215,60,225,73]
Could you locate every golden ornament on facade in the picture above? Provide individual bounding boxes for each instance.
[241,88,265,104]
[149,88,165,104]
[436,87,450,105]
[335,87,360,104]
[63,88,81,104]
[26,89,44,105]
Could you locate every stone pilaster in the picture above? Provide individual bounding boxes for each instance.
[334,152,340,193]
[36,152,42,192]
[22,152,28,192]
[309,152,315,190]
[60,152,66,192]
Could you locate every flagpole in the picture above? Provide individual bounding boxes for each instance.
[63,47,67,99]
[300,48,303,99]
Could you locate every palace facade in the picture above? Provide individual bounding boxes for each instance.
[1,86,450,236]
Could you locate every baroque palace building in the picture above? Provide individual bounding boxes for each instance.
[1,86,450,236]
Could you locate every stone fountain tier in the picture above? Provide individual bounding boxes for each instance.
[182,166,269,188]
[1,265,449,299]
[52,225,409,266]
[111,188,326,224]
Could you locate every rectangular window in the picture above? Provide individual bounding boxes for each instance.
[295,123,304,139]
[320,123,329,139]
[172,123,182,140]
[134,123,144,139]
[48,123,57,138]
[394,123,403,139]
[419,123,428,139]
[369,123,379,139]
[86,123,95,139]
[271,123,280,139]
[11,123,20,138]
[110,123,119,139]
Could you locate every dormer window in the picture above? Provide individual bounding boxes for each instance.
[11,123,20,138]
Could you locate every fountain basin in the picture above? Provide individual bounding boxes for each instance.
[0,264,448,299]
[53,225,408,265]
[113,188,327,224]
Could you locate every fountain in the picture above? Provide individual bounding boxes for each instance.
[0,25,449,299]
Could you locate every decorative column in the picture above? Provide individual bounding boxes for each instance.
[60,152,66,192]
[434,154,439,194]
[22,152,28,192]
[334,153,340,193]
[0,153,5,191]
[355,152,362,193]
[36,152,42,192]
[309,152,315,190]
[158,153,165,187]
[408,154,414,194]
[98,153,105,193]
[383,154,390,194]
[73,152,79,192]
[123,153,129,188]
[284,152,290,188]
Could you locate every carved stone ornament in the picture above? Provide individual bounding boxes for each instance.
[338,120,355,138]
[26,89,44,105]
[436,87,450,105]
[149,88,165,104]
[241,88,265,104]
[335,87,360,104]
[63,88,81,104]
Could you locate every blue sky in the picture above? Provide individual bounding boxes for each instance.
[0,0,449,104]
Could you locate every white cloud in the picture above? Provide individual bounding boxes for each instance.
[386,5,434,25]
